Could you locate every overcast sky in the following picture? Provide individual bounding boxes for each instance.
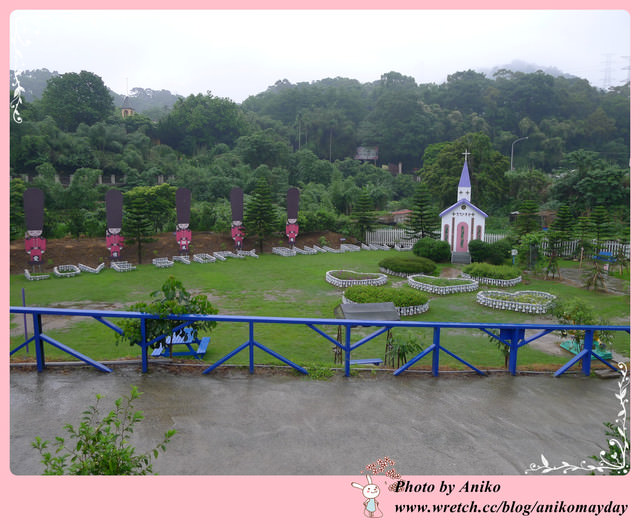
[10,9,630,103]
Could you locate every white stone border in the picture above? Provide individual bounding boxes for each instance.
[342,295,430,317]
[476,290,556,314]
[24,269,49,281]
[325,270,388,288]
[53,264,81,277]
[461,272,522,287]
[78,262,105,273]
[408,274,478,295]
[111,261,136,272]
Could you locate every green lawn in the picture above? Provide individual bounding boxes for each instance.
[10,252,630,371]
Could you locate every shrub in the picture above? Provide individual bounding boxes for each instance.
[468,239,511,265]
[379,255,436,275]
[32,386,175,475]
[412,237,451,262]
[344,284,429,308]
[462,262,522,280]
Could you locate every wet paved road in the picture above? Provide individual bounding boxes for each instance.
[10,364,625,476]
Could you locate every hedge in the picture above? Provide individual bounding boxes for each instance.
[462,262,522,280]
[379,255,437,276]
[412,237,451,262]
[343,284,430,308]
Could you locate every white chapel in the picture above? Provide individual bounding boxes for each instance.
[439,152,488,264]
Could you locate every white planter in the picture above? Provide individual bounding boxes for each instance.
[408,274,478,295]
[476,290,556,314]
[326,270,388,288]
[461,272,522,287]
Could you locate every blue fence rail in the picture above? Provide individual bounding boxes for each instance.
[10,306,630,378]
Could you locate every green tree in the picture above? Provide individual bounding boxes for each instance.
[155,92,250,155]
[123,187,155,263]
[10,177,26,239]
[352,189,376,242]
[117,276,217,357]
[515,200,540,237]
[40,71,114,131]
[403,183,439,239]
[245,176,277,252]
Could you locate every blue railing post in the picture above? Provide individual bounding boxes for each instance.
[432,327,441,376]
[508,328,524,375]
[344,325,351,377]
[249,321,255,374]
[140,318,148,373]
[582,329,594,376]
[33,313,45,372]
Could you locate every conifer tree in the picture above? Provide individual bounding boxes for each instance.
[550,204,574,241]
[515,200,540,237]
[352,189,376,242]
[245,176,277,252]
[123,187,155,263]
[404,183,440,239]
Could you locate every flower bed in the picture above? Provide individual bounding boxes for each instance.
[342,284,430,316]
[408,274,478,295]
[461,272,522,287]
[461,262,522,287]
[476,290,556,314]
[325,270,387,288]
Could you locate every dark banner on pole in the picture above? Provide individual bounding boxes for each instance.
[23,187,44,232]
[176,187,191,225]
[105,189,123,230]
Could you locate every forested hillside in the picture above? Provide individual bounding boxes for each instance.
[10,68,630,243]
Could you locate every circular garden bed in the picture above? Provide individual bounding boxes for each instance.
[408,274,478,295]
[476,290,556,314]
[325,269,387,288]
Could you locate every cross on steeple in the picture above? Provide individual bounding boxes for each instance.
[462,150,471,162]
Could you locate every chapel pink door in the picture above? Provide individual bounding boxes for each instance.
[456,221,469,252]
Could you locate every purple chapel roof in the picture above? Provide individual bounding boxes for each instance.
[458,160,471,188]
[439,198,488,218]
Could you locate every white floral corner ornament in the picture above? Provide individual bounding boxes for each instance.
[525,362,630,475]
[11,71,24,124]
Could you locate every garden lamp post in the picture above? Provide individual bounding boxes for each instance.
[510,136,528,170]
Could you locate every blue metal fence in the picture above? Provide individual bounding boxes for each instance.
[10,306,630,378]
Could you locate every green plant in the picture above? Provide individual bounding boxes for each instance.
[318,236,328,247]
[590,421,630,475]
[116,276,217,357]
[583,260,607,291]
[344,284,429,308]
[462,262,521,280]
[303,364,335,380]
[32,386,175,475]
[412,236,451,262]
[379,255,436,275]
[550,297,612,349]
[385,332,422,367]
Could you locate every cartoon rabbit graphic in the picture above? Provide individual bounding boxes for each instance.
[351,474,383,518]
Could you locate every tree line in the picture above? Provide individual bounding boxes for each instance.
[10,68,630,244]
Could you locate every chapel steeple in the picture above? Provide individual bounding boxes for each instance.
[457,150,472,202]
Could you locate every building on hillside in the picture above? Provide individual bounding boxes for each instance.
[439,152,488,264]
[121,96,135,118]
